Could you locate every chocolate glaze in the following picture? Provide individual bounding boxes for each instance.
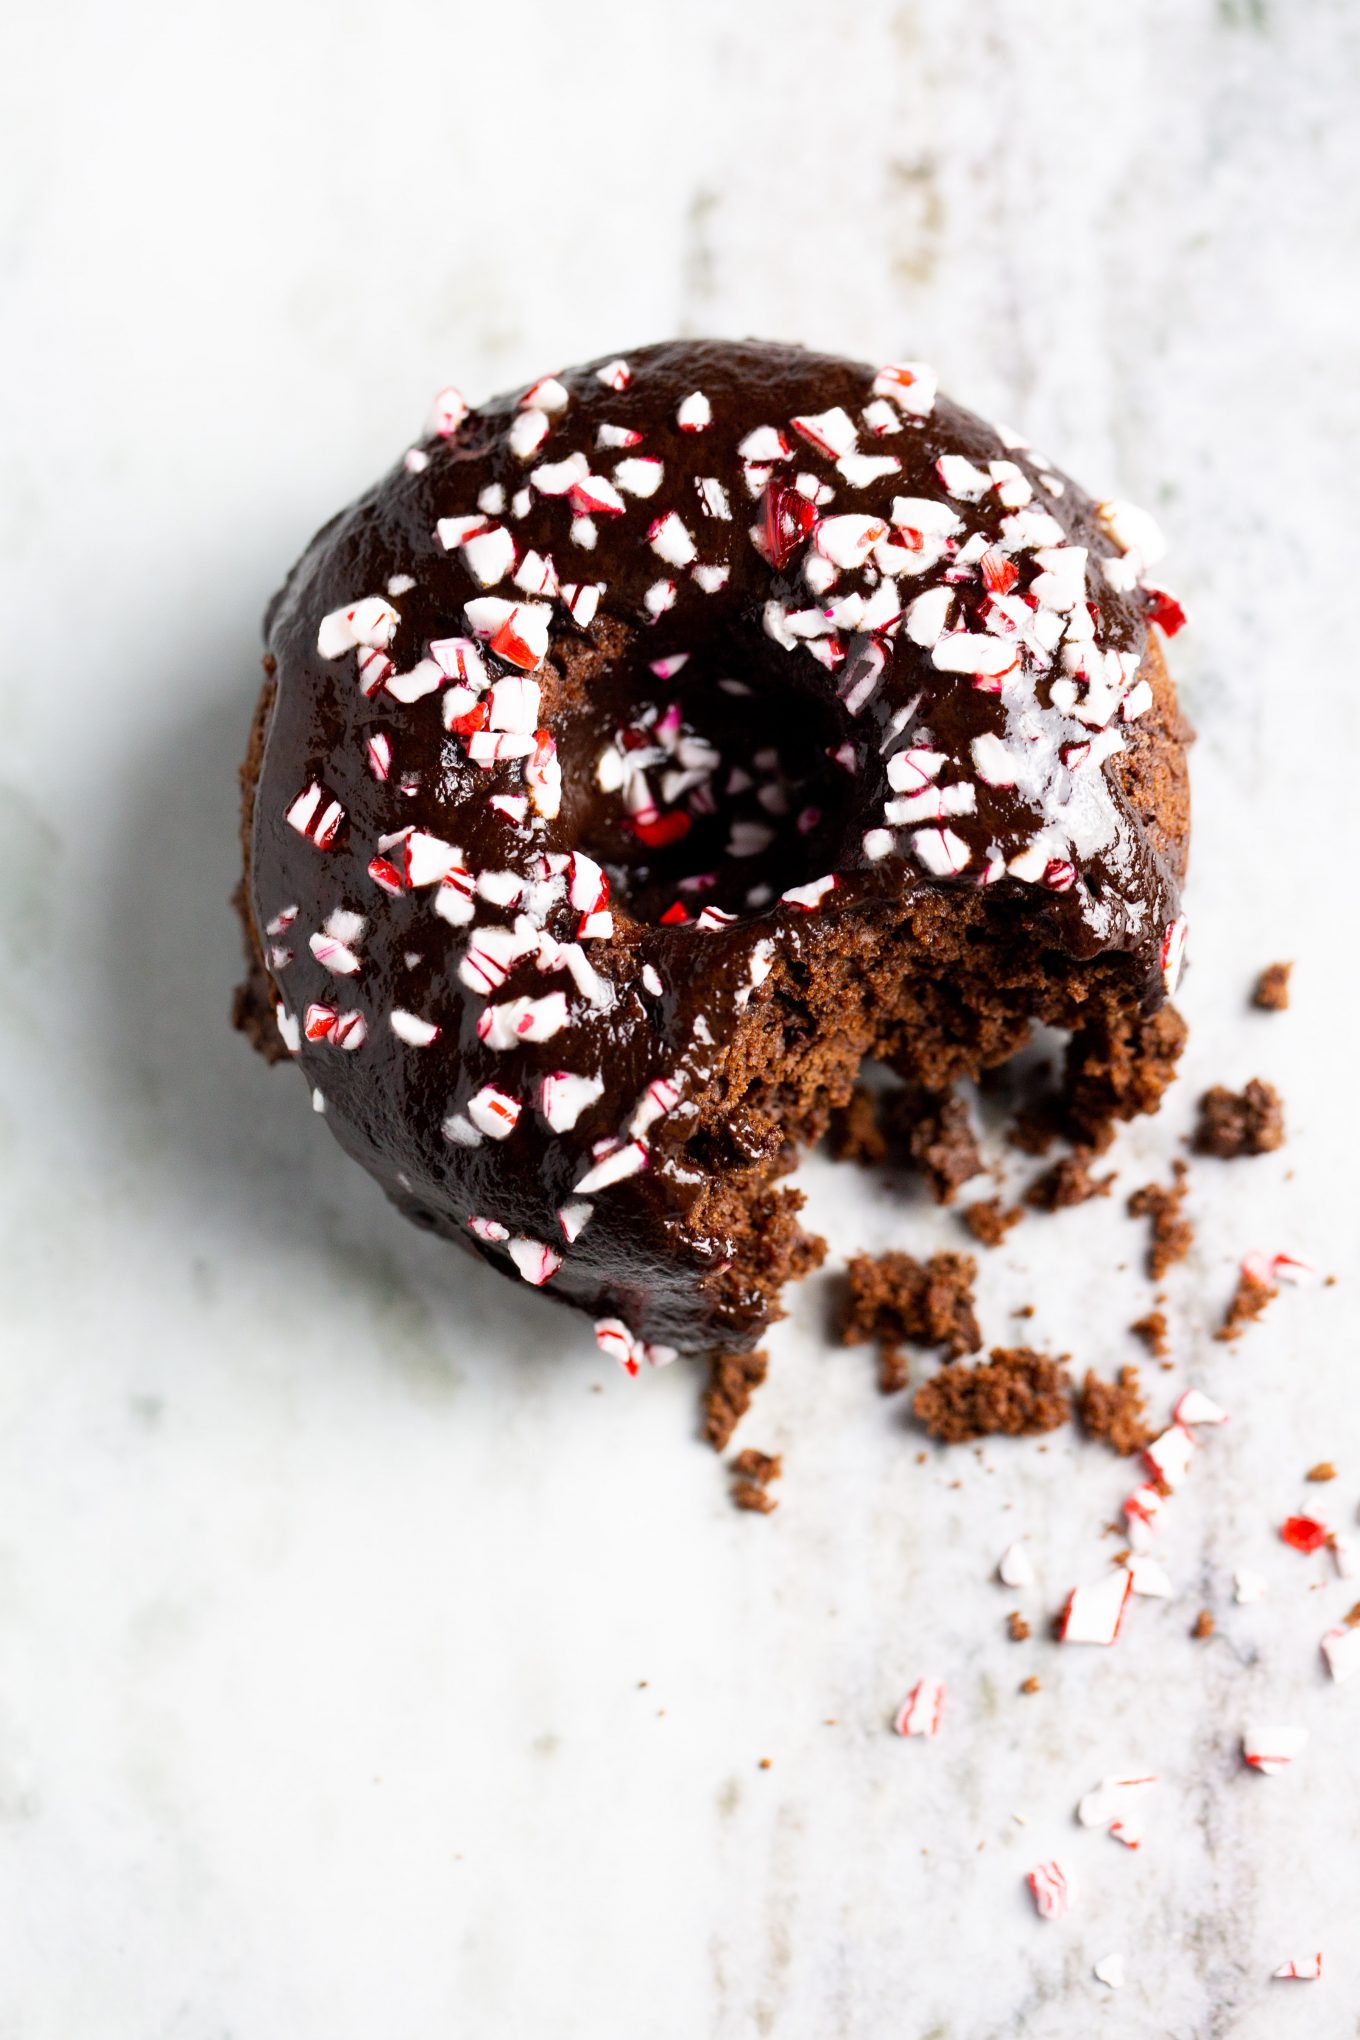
[246,340,1185,1359]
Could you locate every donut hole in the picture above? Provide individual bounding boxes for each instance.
[564,654,857,927]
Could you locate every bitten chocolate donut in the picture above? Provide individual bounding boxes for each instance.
[236,340,1190,1371]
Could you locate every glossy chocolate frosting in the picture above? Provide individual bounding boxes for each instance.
[246,340,1186,1362]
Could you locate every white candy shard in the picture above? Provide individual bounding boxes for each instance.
[997,1543,1034,1589]
[1093,1955,1126,1990]
[1125,1556,1173,1599]
[1097,498,1167,566]
[1321,1624,1360,1684]
[614,456,664,498]
[1234,1568,1268,1605]
[389,1009,439,1046]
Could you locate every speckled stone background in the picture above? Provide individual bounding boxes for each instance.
[3,2,1360,2033]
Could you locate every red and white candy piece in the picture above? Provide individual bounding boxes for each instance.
[893,1680,945,1739]
[781,874,836,911]
[1242,1725,1308,1776]
[286,783,345,849]
[792,406,857,459]
[478,993,569,1050]
[649,511,696,567]
[302,1003,367,1050]
[467,1215,509,1244]
[317,595,399,660]
[595,358,631,391]
[1058,1569,1132,1646]
[466,1085,521,1141]
[912,827,970,878]
[507,1237,561,1286]
[574,1141,649,1196]
[462,525,516,587]
[871,362,937,417]
[430,386,467,437]
[1026,1861,1073,1922]
[521,375,569,414]
[539,1070,604,1132]
[308,909,364,976]
[1143,1425,1195,1489]
[464,597,552,672]
[557,1200,593,1244]
[677,390,711,431]
[1161,914,1188,996]
[593,1317,675,1377]
[1077,1774,1156,1848]
[1124,1483,1168,1545]
[1273,1954,1322,1982]
[507,408,551,461]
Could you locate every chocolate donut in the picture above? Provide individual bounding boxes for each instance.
[236,340,1190,1370]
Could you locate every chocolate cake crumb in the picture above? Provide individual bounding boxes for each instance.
[730,1447,781,1513]
[1253,962,1292,1012]
[1128,1161,1193,1280]
[1193,1079,1285,1160]
[1007,1610,1031,1642]
[1191,1609,1215,1641]
[826,1085,887,1166]
[1024,1149,1116,1212]
[1063,1004,1188,1155]
[884,1087,983,1204]
[840,1252,982,1380]
[1078,1366,1153,1457]
[703,1350,769,1451]
[732,1448,782,1486]
[1130,1310,1170,1359]
[1007,1097,1063,1157]
[1215,1267,1277,1342]
[1020,1675,1041,1695]
[913,1347,1071,1444]
[1307,1462,1337,1484]
[962,1198,1023,1249]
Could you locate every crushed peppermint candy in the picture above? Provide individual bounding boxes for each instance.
[892,1680,945,1739]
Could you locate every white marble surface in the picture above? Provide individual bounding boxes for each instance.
[4,1,1360,2032]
